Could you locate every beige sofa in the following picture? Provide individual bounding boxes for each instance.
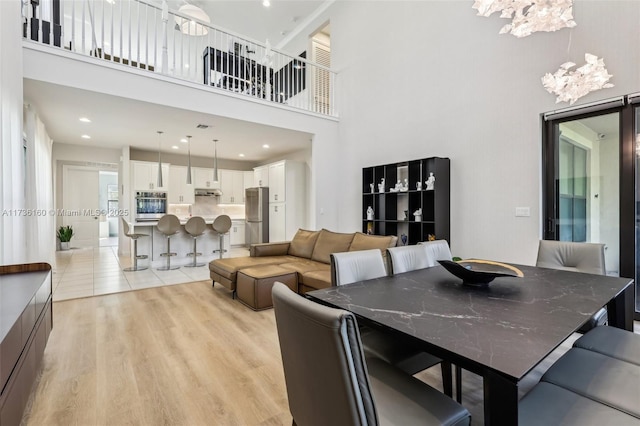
[209,229,397,294]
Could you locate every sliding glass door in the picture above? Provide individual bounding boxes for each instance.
[543,99,637,316]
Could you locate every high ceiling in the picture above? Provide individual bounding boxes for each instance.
[174,0,325,48]
[26,0,329,162]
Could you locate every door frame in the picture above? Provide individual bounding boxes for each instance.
[62,164,102,248]
[541,97,636,315]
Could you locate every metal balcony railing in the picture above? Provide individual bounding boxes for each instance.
[22,0,337,117]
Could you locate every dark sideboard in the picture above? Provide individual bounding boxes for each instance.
[0,263,53,426]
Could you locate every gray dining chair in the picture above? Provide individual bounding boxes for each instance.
[271,282,471,426]
[536,240,607,332]
[419,239,453,267]
[330,249,454,398]
[387,245,431,275]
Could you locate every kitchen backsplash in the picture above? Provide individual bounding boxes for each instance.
[168,197,245,220]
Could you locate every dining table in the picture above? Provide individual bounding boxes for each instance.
[306,263,634,425]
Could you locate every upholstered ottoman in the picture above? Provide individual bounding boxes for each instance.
[236,265,298,310]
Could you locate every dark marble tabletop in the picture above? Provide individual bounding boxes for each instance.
[307,264,633,381]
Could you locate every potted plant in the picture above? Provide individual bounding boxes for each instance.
[57,225,74,250]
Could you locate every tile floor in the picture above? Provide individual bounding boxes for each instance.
[52,245,248,301]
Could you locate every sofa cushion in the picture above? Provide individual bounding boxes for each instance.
[278,260,329,275]
[209,256,295,280]
[310,229,355,264]
[350,233,397,253]
[288,229,321,259]
[300,269,332,291]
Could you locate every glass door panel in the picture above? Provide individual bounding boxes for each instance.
[555,112,620,275]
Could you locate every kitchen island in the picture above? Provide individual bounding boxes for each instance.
[127,216,244,268]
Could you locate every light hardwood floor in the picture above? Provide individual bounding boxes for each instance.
[23,279,627,425]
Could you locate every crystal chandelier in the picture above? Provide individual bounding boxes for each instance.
[541,54,614,105]
[472,0,577,38]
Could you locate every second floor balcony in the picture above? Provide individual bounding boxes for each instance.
[22,0,337,117]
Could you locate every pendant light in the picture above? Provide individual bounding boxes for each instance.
[213,139,219,182]
[186,135,193,184]
[156,131,164,188]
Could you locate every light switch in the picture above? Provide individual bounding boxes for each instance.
[515,207,530,217]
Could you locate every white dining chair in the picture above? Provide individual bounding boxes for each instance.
[387,245,431,275]
[419,239,453,267]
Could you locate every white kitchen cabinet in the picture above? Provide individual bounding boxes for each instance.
[230,220,246,245]
[269,203,286,242]
[254,166,269,188]
[168,165,195,204]
[194,167,221,189]
[268,161,286,202]
[220,170,244,204]
[132,161,169,191]
[243,171,254,200]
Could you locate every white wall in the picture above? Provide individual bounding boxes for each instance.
[52,142,120,231]
[321,1,640,264]
[0,1,27,264]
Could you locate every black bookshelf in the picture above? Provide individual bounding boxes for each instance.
[362,157,450,245]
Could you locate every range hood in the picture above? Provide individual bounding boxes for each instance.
[195,188,222,196]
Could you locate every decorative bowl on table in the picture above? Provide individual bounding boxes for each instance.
[438,259,524,286]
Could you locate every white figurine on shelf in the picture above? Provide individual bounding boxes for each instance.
[426,172,436,190]
[378,178,385,193]
[413,207,422,222]
[367,206,374,221]
[400,178,408,192]
[416,181,422,190]
[370,183,375,193]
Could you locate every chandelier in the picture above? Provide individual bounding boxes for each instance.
[541,54,614,105]
[472,0,576,38]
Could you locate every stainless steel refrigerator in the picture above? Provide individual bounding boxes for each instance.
[245,187,269,246]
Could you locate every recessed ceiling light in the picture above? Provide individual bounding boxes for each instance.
[262,144,270,149]
[81,134,91,139]
[79,117,91,123]
[185,63,190,69]
[263,0,270,7]
[172,145,180,149]
[105,0,115,4]
[239,153,245,157]
[180,138,187,143]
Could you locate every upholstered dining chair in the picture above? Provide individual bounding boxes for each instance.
[418,239,453,267]
[271,282,471,426]
[330,249,455,398]
[536,240,607,332]
[387,245,431,275]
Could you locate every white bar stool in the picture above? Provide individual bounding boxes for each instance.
[212,215,232,259]
[121,217,148,271]
[184,216,207,267]
[157,214,181,271]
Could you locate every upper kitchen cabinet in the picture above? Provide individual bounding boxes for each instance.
[194,167,221,189]
[132,160,169,191]
[254,165,269,188]
[243,171,254,191]
[168,165,195,204]
[220,170,244,204]
[268,162,285,203]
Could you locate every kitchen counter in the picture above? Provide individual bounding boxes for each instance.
[133,215,244,226]
[127,217,245,268]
